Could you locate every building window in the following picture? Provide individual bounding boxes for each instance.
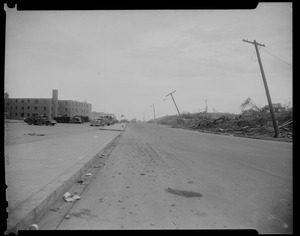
[21,106,24,110]
[15,106,18,110]
[65,101,68,105]
[27,113,30,117]
[35,99,38,103]
[21,113,24,117]
[10,106,12,110]
[65,108,68,111]
[44,107,47,111]
[34,106,38,110]
[15,99,18,103]
[15,113,18,116]
[27,106,30,110]
[22,99,24,103]
[27,99,30,103]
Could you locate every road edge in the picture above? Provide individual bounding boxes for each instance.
[6,124,127,233]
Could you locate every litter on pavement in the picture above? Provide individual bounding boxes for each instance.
[72,195,81,200]
[100,154,107,158]
[63,192,81,202]
[28,224,39,230]
[85,173,92,176]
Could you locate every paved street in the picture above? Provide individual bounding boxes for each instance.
[38,123,292,233]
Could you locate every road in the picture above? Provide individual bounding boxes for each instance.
[38,123,293,233]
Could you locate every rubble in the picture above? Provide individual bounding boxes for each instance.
[63,192,82,202]
[100,154,107,158]
[155,110,292,141]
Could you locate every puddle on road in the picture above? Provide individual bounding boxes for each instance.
[24,133,46,136]
[68,208,98,219]
[165,188,202,198]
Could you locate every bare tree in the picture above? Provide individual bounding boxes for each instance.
[240,97,262,112]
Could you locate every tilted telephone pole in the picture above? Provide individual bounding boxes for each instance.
[242,39,279,138]
[166,90,181,116]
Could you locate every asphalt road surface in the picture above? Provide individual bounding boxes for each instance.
[38,123,293,233]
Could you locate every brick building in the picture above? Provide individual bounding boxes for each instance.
[5,89,92,119]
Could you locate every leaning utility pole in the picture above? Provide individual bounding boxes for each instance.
[166,90,181,116]
[242,39,279,138]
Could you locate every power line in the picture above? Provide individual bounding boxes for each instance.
[260,47,292,67]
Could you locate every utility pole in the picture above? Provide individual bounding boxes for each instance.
[166,90,181,116]
[153,104,156,121]
[243,39,279,138]
[205,99,208,113]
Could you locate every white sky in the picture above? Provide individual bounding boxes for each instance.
[4,3,292,121]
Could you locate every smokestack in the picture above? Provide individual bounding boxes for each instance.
[52,89,58,117]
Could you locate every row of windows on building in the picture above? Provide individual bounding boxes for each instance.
[10,99,89,107]
[11,99,45,104]
[13,113,41,117]
[8,106,88,113]
[9,106,46,111]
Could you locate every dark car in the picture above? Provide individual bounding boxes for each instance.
[72,116,83,124]
[24,115,57,126]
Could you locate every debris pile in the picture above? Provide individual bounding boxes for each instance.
[155,110,292,141]
[63,192,81,202]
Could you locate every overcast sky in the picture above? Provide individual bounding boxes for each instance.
[5,3,292,121]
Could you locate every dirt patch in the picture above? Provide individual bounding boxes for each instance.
[24,133,46,136]
[165,188,202,198]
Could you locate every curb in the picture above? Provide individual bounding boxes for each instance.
[6,125,126,233]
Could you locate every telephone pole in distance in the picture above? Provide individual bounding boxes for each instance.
[166,90,181,116]
[242,39,279,138]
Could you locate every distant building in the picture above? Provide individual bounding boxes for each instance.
[262,103,286,113]
[5,89,92,119]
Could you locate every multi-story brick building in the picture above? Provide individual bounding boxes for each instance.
[5,89,92,119]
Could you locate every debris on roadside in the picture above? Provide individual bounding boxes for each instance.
[50,207,60,212]
[154,110,292,141]
[76,179,85,184]
[99,154,107,158]
[63,192,81,202]
[63,192,71,199]
[65,214,71,219]
[71,195,81,201]
[85,172,92,176]
[28,224,39,230]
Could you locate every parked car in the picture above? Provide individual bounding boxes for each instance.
[90,118,102,126]
[24,114,57,126]
[72,116,83,124]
